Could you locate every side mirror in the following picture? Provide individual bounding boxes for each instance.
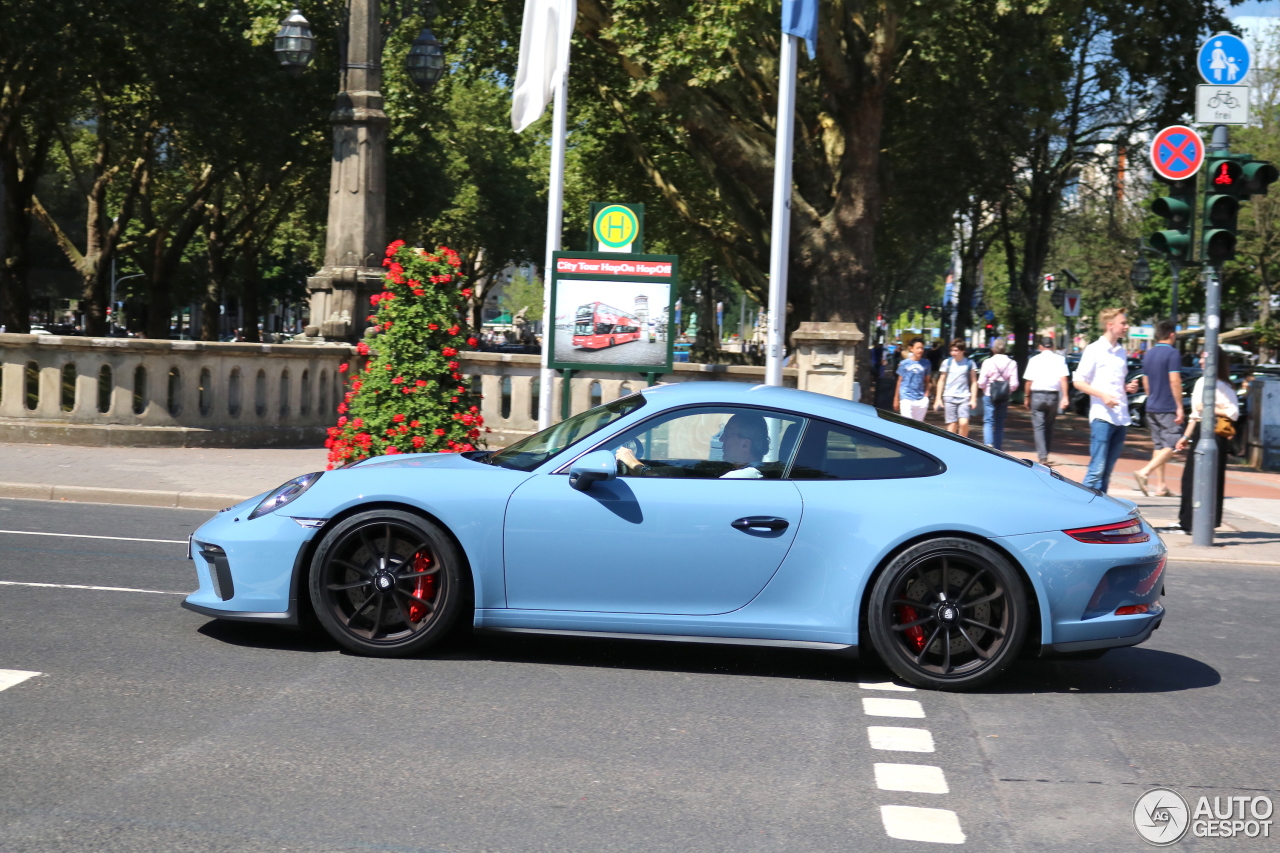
[568,449,618,491]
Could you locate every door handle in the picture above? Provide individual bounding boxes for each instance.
[731,516,789,533]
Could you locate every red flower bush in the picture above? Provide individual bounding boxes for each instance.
[325,242,484,468]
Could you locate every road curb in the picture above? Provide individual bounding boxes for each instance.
[1166,556,1280,568]
[0,482,245,511]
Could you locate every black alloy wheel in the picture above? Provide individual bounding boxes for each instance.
[309,510,462,656]
[868,537,1027,690]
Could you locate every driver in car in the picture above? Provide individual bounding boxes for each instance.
[614,413,769,479]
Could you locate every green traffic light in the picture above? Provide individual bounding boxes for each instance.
[1150,176,1196,260]
[1241,160,1279,195]
[1204,193,1240,228]
[1150,230,1191,258]
[1203,228,1236,262]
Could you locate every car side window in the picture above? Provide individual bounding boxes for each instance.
[600,406,805,480]
[789,420,941,480]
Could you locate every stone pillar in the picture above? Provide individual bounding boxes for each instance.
[306,0,388,341]
[790,321,864,400]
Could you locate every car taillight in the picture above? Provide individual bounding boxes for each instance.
[1064,518,1150,544]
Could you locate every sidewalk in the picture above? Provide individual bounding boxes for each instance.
[949,405,1280,567]
[1,407,1279,566]
[0,442,327,510]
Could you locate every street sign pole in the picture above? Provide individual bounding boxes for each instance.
[1169,259,1181,329]
[1192,264,1223,546]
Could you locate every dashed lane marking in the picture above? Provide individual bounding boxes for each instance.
[874,762,950,794]
[880,805,966,844]
[0,670,42,692]
[868,726,936,753]
[862,696,926,718]
[0,580,186,595]
[858,681,916,691]
[0,529,188,545]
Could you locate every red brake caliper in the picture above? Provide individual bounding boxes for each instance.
[896,605,927,652]
[408,550,437,622]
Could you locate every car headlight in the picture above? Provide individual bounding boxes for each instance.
[249,472,323,520]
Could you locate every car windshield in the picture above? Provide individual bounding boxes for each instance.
[487,394,648,472]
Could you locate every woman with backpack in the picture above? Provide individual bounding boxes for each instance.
[978,338,1019,449]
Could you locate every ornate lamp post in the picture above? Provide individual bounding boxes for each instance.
[274,2,445,340]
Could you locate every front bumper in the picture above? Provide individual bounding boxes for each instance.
[182,500,319,626]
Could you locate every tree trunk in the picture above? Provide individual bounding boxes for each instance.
[241,250,261,343]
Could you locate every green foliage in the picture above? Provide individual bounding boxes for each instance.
[325,241,485,468]
[499,270,544,322]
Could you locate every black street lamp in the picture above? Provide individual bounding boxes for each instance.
[273,9,315,74]
[407,27,445,91]
[1130,255,1152,289]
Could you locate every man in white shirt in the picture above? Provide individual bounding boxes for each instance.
[1072,308,1141,492]
[1023,336,1069,465]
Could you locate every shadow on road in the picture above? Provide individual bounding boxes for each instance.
[196,619,337,653]
[193,620,1220,695]
[994,647,1220,694]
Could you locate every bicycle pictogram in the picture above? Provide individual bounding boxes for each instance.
[1207,90,1240,109]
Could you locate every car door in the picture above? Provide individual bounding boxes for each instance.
[502,406,806,615]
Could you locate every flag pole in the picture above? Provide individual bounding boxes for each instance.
[538,63,569,430]
[765,32,799,387]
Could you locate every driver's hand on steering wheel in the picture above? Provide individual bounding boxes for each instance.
[614,446,643,473]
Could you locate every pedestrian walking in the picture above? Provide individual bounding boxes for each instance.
[1022,336,1069,465]
[893,337,932,421]
[1073,308,1141,492]
[933,338,977,437]
[1133,321,1184,496]
[977,338,1018,449]
[1161,348,1239,534]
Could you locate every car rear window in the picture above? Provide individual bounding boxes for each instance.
[789,420,941,480]
[875,409,1033,468]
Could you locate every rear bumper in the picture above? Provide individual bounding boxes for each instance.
[1044,610,1163,655]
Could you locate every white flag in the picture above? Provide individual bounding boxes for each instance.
[511,0,575,132]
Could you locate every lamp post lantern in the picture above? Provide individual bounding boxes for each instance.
[275,1,445,340]
[407,4,445,92]
[273,10,315,74]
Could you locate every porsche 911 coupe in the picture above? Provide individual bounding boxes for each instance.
[183,382,1166,690]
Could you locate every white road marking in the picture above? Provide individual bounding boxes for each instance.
[868,726,935,753]
[0,580,186,595]
[858,681,916,691]
[862,697,926,718]
[0,669,42,692]
[874,762,949,794]
[0,529,188,545]
[880,805,966,844]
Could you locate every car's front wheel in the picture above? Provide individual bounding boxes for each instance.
[868,538,1028,690]
[309,510,463,656]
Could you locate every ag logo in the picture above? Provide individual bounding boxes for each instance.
[1134,788,1190,845]
[592,205,639,250]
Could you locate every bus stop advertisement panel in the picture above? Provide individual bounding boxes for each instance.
[550,252,678,374]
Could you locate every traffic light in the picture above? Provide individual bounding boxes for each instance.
[1203,157,1242,262]
[1042,274,1055,292]
[1201,156,1278,263]
[1150,177,1196,259]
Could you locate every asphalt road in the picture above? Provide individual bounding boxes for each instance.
[553,338,668,367]
[1,498,1277,852]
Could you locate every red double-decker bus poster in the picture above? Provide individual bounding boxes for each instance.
[549,251,678,373]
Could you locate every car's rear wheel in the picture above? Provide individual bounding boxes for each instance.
[309,510,462,656]
[868,538,1028,690]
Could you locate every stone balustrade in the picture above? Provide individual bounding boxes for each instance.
[0,325,864,448]
[0,334,350,446]
[456,352,797,447]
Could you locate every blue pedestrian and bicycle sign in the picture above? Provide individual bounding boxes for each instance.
[1150,125,1205,182]
[1198,33,1251,85]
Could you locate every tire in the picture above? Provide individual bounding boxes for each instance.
[309,509,464,656]
[868,537,1028,690]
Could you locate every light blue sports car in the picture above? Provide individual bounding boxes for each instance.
[183,382,1167,690]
